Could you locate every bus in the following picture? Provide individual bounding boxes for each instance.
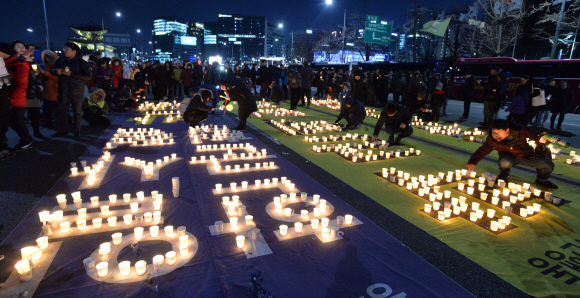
[449,57,580,109]
[357,61,447,74]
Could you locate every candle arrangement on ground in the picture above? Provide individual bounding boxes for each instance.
[40,190,166,239]
[375,168,517,234]
[120,154,183,181]
[189,124,248,144]
[527,140,578,162]
[411,117,485,139]
[85,227,197,282]
[74,153,116,190]
[310,98,341,110]
[253,107,305,118]
[451,173,567,217]
[312,143,421,163]
[105,128,174,149]
[266,119,342,136]
[137,100,181,113]
[208,193,272,258]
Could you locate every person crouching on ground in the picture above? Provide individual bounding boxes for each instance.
[334,96,366,130]
[371,101,413,146]
[183,89,215,127]
[466,119,558,189]
[82,88,111,126]
[267,81,284,104]
[219,79,257,131]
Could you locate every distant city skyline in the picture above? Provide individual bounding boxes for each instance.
[0,0,449,52]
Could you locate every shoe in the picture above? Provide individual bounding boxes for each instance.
[387,137,394,144]
[34,132,45,138]
[51,131,68,137]
[232,126,246,131]
[497,174,509,185]
[298,103,305,107]
[74,131,81,138]
[550,126,554,130]
[556,126,562,130]
[15,140,34,151]
[535,179,558,189]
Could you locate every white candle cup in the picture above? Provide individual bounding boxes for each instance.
[165,251,177,265]
[136,191,145,201]
[135,260,147,276]
[433,202,441,210]
[255,180,261,188]
[164,225,174,237]
[112,232,123,245]
[215,184,222,192]
[36,236,49,250]
[77,219,87,231]
[179,243,189,256]
[118,260,131,276]
[100,205,109,216]
[73,198,83,209]
[469,212,477,222]
[236,235,245,248]
[134,227,144,240]
[60,221,71,233]
[144,212,152,223]
[153,211,161,222]
[280,225,288,236]
[150,226,160,237]
[284,208,292,218]
[177,226,186,236]
[229,217,238,229]
[301,210,309,219]
[295,222,303,233]
[96,262,108,277]
[487,209,496,218]
[321,217,330,228]
[472,202,480,211]
[91,218,102,229]
[107,216,117,227]
[153,255,165,273]
[242,181,248,189]
[108,194,117,204]
[321,227,330,239]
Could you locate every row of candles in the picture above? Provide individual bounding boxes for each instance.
[277,215,354,240]
[211,162,276,173]
[255,108,305,117]
[106,130,174,148]
[272,193,327,217]
[527,140,578,162]
[195,142,257,152]
[214,176,294,192]
[288,120,341,135]
[137,100,180,112]
[123,154,178,178]
[313,143,420,162]
[89,226,190,278]
[411,119,484,138]
[69,151,111,177]
[270,120,298,135]
[191,151,269,163]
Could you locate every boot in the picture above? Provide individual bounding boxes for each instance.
[535,179,558,189]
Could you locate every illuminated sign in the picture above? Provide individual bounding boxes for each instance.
[180,36,197,46]
[228,38,237,41]
[219,14,232,17]
[306,30,312,34]
[218,34,256,38]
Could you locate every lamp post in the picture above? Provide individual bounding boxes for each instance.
[326,0,347,63]
[42,0,50,50]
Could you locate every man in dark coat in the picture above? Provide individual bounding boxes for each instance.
[459,70,476,120]
[390,71,405,105]
[351,70,369,105]
[335,96,366,129]
[299,62,313,106]
[183,90,214,127]
[257,60,270,99]
[51,42,92,138]
[481,66,506,128]
[467,119,557,189]
[219,79,257,130]
[372,101,413,145]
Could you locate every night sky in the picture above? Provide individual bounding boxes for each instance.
[0,0,448,53]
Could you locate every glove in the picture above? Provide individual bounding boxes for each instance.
[335,120,339,124]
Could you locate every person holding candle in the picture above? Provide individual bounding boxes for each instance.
[334,96,366,130]
[466,119,557,189]
[371,101,413,146]
[219,79,257,131]
[81,88,111,126]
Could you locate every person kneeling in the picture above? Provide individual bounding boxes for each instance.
[82,88,111,126]
[372,101,413,146]
[335,96,365,130]
[183,90,215,127]
[467,119,558,189]
[267,81,284,104]
[219,79,257,131]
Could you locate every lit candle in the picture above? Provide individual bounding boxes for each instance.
[135,260,147,275]
[96,262,108,277]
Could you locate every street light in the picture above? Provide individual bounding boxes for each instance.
[325,0,347,62]
[137,29,141,33]
[116,12,121,17]
[27,28,34,32]
[278,24,283,28]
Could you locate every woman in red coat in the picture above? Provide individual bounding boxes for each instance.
[109,57,123,91]
[180,63,193,95]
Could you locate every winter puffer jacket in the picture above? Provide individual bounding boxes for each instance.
[51,56,92,102]
[5,55,29,107]
[110,58,123,88]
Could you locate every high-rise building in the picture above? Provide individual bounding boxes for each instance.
[152,17,202,62]
[267,24,285,58]
[204,14,270,63]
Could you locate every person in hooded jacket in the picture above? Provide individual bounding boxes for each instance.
[267,81,284,104]
[335,96,366,129]
[407,70,423,95]
[203,61,213,85]
[51,42,92,138]
[550,81,573,130]
[459,70,477,120]
[541,77,557,127]
[219,79,257,130]
[257,60,270,99]
[280,64,288,100]
[481,66,506,128]
[287,70,302,110]
[173,61,183,98]
[82,88,110,126]
[163,61,174,99]
[431,82,446,122]
[94,58,114,107]
[183,89,215,127]
[427,73,442,99]
[40,50,59,129]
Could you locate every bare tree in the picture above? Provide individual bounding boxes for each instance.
[446,17,465,60]
[477,0,526,56]
[417,33,439,62]
[312,30,342,62]
[531,0,580,57]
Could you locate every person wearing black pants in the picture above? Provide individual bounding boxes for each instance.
[287,70,302,110]
[219,80,257,130]
[299,62,313,106]
[550,81,573,130]
[372,102,413,146]
[459,70,476,120]
[335,96,366,129]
